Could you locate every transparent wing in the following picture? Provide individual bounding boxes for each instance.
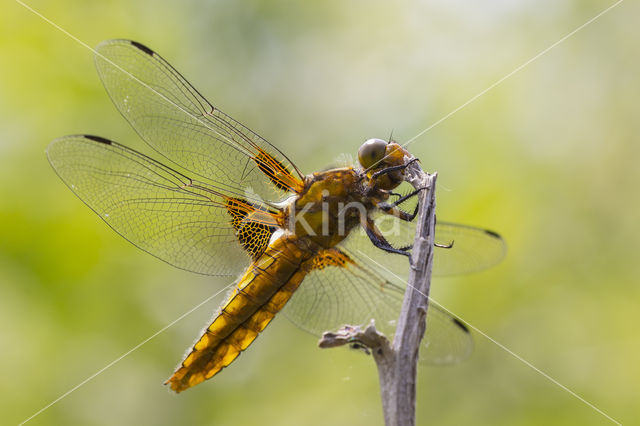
[47,134,261,276]
[94,39,303,203]
[349,211,506,278]
[284,248,473,365]
[433,222,506,275]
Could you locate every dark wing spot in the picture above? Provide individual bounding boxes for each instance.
[452,317,470,333]
[484,229,502,239]
[84,135,112,145]
[130,40,154,56]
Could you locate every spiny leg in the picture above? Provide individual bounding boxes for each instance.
[376,191,455,253]
[377,186,428,222]
[363,216,410,257]
[370,157,419,180]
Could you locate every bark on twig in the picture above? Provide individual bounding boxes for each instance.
[318,162,436,426]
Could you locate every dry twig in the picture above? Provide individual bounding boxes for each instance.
[319,162,436,426]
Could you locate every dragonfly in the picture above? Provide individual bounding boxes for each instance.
[47,40,506,393]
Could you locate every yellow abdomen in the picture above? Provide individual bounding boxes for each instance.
[166,235,315,393]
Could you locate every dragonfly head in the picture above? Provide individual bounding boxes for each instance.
[358,138,412,191]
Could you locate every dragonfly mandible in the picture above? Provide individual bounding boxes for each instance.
[47,40,506,393]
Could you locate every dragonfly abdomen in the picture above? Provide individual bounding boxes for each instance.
[166,234,316,392]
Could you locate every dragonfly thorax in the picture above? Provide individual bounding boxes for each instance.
[282,167,374,249]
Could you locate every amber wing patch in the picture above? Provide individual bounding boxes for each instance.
[253,148,304,193]
[225,197,281,260]
[311,247,355,270]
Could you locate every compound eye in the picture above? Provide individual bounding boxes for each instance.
[358,138,388,169]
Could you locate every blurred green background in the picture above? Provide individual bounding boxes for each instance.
[1,1,638,425]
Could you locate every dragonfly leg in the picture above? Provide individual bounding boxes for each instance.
[396,240,453,252]
[370,157,419,180]
[376,186,428,222]
[385,190,403,198]
[435,241,454,249]
[392,238,453,253]
[364,216,410,257]
[389,186,425,207]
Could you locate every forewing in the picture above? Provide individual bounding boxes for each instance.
[284,248,473,364]
[345,211,506,277]
[46,134,272,276]
[94,39,303,202]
